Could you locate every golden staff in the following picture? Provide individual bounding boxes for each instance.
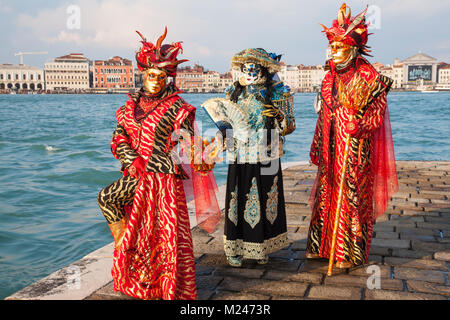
[327,75,378,276]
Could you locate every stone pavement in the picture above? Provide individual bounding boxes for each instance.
[86,161,450,300]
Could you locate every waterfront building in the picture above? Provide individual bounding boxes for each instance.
[298,64,326,92]
[93,56,134,93]
[204,70,221,92]
[44,53,90,91]
[177,64,205,93]
[436,64,450,91]
[438,64,450,83]
[219,72,233,92]
[374,59,404,89]
[401,52,440,90]
[134,68,143,89]
[0,64,44,92]
[279,64,300,92]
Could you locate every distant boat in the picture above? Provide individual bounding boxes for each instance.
[416,79,438,93]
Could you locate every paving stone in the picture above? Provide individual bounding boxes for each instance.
[212,290,270,300]
[369,246,391,256]
[290,240,307,251]
[86,282,138,300]
[365,289,446,300]
[214,267,264,279]
[348,265,391,278]
[196,275,223,290]
[393,267,446,284]
[197,289,215,300]
[307,285,362,300]
[391,249,433,260]
[384,257,447,270]
[397,227,437,236]
[434,250,450,261]
[406,280,450,298]
[399,233,437,242]
[374,232,399,239]
[219,277,309,298]
[324,274,403,291]
[371,238,411,249]
[288,232,308,242]
[411,240,450,252]
[417,222,450,229]
[263,270,323,285]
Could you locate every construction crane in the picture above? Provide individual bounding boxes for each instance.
[14,51,48,65]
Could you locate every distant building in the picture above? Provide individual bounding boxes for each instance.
[279,64,300,92]
[298,64,326,92]
[374,58,404,89]
[219,72,233,92]
[401,52,440,90]
[177,65,205,93]
[438,64,450,84]
[0,64,44,92]
[44,53,90,91]
[204,70,221,92]
[134,68,143,89]
[93,56,134,93]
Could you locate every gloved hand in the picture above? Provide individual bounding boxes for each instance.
[261,104,284,122]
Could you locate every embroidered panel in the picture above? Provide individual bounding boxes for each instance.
[244,177,260,229]
[227,186,238,226]
[266,176,279,225]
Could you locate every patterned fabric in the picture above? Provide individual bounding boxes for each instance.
[227,185,238,227]
[113,83,194,177]
[104,84,197,300]
[307,57,393,266]
[224,160,288,260]
[97,175,139,224]
[244,177,261,229]
[266,176,279,225]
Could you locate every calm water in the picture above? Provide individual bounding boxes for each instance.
[0,91,449,299]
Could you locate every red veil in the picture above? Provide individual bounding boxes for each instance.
[372,106,398,219]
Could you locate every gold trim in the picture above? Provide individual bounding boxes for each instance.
[223,233,288,260]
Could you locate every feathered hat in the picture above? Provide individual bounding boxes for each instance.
[135,27,188,77]
[231,48,282,74]
[320,3,372,56]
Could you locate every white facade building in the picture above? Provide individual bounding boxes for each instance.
[279,65,300,91]
[44,53,90,91]
[0,64,44,92]
[298,65,326,92]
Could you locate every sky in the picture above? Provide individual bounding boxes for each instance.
[1,0,450,73]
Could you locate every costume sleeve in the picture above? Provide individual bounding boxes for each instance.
[355,91,388,139]
[110,105,140,171]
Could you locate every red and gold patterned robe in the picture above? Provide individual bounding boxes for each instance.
[307,57,394,265]
[110,84,197,300]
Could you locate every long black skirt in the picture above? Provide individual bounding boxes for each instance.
[224,159,288,260]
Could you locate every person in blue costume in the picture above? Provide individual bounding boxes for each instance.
[222,48,296,267]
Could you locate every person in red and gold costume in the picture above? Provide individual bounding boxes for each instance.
[97,28,221,299]
[306,3,398,272]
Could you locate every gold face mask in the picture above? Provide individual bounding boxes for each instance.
[330,41,355,65]
[143,68,168,94]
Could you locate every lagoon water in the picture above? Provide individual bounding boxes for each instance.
[0,91,449,299]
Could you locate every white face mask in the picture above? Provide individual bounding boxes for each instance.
[239,63,264,86]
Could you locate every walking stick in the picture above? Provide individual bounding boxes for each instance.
[327,76,378,276]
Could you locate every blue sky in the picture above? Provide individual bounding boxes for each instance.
[1,0,450,73]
